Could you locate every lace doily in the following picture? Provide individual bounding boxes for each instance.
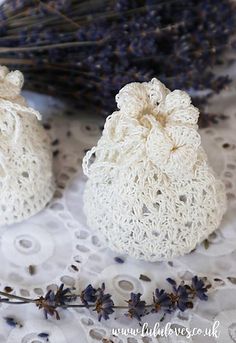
[0,72,235,342]
[0,67,55,226]
[82,79,226,261]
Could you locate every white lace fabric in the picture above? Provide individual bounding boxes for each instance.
[0,66,55,225]
[83,79,227,261]
[0,87,234,342]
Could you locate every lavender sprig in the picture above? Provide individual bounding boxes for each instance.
[0,276,211,322]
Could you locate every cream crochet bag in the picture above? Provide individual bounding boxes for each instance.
[83,79,227,261]
[0,66,55,226]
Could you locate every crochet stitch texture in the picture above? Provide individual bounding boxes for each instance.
[83,79,227,261]
[0,66,55,226]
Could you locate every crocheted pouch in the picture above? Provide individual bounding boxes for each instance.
[0,66,55,226]
[83,78,227,261]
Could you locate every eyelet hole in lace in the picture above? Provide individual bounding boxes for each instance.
[89,329,106,341]
[118,280,134,291]
[19,239,32,249]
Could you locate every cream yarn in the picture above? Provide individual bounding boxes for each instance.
[0,66,55,226]
[83,78,227,261]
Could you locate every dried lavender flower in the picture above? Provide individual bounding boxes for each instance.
[126,292,146,320]
[152,288,172,313]
[189,276,210,301]
[93,283,114,321]
[4,316,22,328]
[54,283,76,305]
[167,278,193,312]
[114,257,124,264]
[80,284,97,307]
[36,290,60,320]
[0,0,234,125]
